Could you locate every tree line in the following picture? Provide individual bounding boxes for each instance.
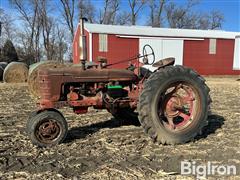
[0,0,224,64]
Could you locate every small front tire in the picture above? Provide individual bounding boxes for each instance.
[27,110,68,147]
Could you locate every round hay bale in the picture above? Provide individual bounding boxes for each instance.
[28,61,68,98]
[3,62,28,83]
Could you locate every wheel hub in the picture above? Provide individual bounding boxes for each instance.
[161,83,196,131]
[37,120,60,143]
[165,95,182,118]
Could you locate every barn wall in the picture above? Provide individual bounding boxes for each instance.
[72,26,89,64]
[72,24,80,64]
[74,26,240,75]
[92,34,139,68]
[183,39,240,75]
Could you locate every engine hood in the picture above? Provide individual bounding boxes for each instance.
[39,66,138,82]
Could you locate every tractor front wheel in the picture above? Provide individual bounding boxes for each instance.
[138,65,210,145]
[27,110,68,147]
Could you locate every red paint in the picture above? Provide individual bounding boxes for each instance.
[183,39,240,75]
[72,24,80,64]
[92,34,139,69]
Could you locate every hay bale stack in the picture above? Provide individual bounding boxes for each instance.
[3,62,28,83]
[28,61,67,98]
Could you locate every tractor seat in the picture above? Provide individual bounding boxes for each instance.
[152,57,175,68]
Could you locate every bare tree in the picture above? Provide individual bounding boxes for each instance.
[78,0,96,23]
[128,0,146,25]
[39,0,55,60]
[165,0,223,30]
[0,8,14,41]
[9,0,41,62]
[59,0,75,42]
[208,10,224,30]
[98,0,120,25]
[115,11,132,25]
[165,0,199,28]
[148,0,166,27]
[55,24,68,62]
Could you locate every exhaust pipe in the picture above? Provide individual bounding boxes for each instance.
[79,18,88,70]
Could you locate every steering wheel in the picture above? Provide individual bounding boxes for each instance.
[142,44,155,65]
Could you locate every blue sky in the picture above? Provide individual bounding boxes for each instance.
[193,0,240,31]
[1,0,239,32]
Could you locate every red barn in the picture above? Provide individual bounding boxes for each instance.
[73,23,240,75]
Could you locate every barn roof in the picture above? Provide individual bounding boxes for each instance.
[84,23,239,40]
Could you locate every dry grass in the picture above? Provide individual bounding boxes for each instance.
[0,77,239,179]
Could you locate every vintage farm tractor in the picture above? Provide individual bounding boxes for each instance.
[27,19,211,147]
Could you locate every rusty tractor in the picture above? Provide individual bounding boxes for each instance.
[27,19,211,147]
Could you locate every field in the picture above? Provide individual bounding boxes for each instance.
[0,77,239,179]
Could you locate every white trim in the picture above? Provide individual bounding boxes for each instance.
[99,34,108,52]
[84,23,239,40]
[233,36,240,70]
[89,33,92,62]
[209,39,217,54]
[116,35,204,41]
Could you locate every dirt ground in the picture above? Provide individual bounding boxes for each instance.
[0,77,239,179]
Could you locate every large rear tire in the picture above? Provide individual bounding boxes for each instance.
[138,65,210,145]
[27,110,68,147]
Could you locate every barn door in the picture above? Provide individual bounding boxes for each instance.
[139,38,184,71]
[233,36,240,70]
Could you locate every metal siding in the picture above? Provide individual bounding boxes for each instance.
[92,34,139,69]
[183,39,240,75]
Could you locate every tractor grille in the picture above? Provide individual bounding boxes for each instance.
[39,73,52,100]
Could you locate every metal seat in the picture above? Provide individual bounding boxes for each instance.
[152,57,175,68]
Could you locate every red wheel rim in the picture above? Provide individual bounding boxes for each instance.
[158,83,200,132]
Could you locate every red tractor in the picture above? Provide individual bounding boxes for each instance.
[27,19,211,147]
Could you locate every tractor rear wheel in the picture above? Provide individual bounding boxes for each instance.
[138,65,210,145]
[27,110,68,147]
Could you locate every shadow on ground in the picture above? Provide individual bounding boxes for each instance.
[196,114,225,139]
[64,116,141,143]
[65,113,225,144]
